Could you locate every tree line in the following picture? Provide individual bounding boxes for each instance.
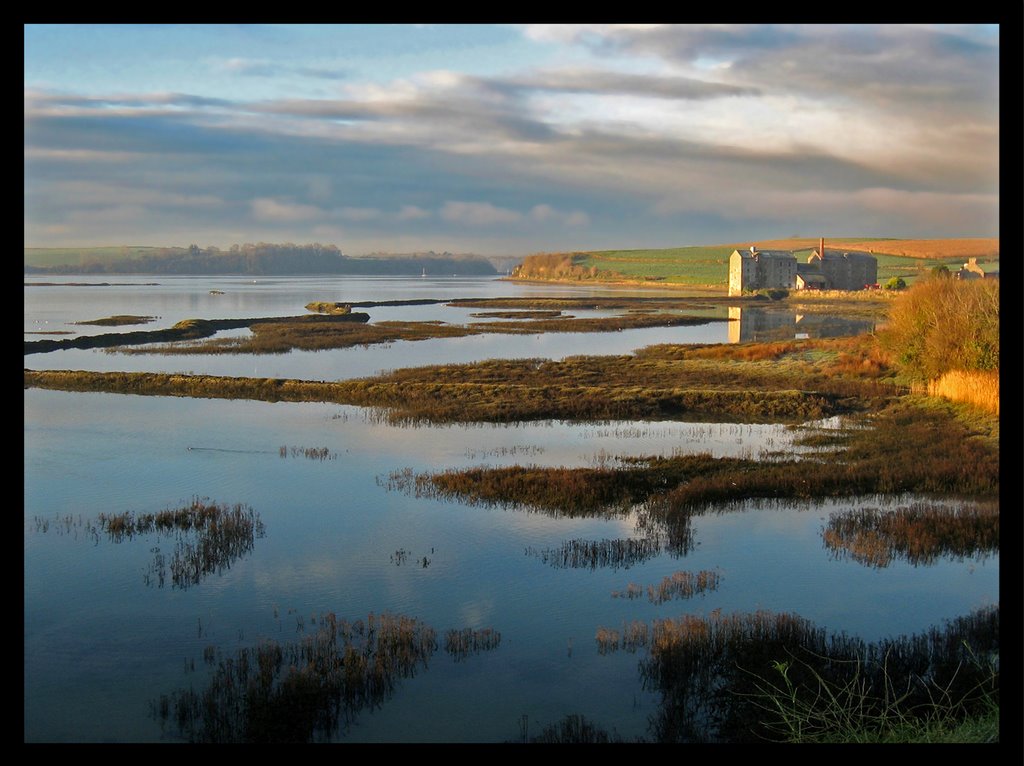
[25,242,497,276]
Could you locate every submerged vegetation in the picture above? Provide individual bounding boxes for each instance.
[395,396,998,520]
[280,445,337,460]
[34,498,265,589]
[24,311,371,355]
[154,611,501,743]
[612,570,722,603]
[109,311,725,355]
[596,605,998,743]
[822,501,999,567]
[25,334,900,424]
[527,536,667,571]
[74,314,158,326]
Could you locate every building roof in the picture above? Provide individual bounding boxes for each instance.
[733,248,794,259]
[811,249,876,262]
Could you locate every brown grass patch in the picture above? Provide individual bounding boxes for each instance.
[918,370,999,415]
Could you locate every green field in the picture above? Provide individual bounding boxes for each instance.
[24,246,169,269]
[533,246,981,288]
[576,246,735,285]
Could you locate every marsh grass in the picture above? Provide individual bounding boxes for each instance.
[524,714,623,743]
[919,370,999,415]
[280,445,337,460]
[25,335,900,425]
[138,313,725,355]
[822,501,999,567]
[593,605,998,743]
[444,627,502,661]
[468,310,565,319]
[37,498,265,589]
[396,394,998,528]
[739,638,999,743]
[154,611,501,742]
[612,570,722,603]
[305,301,352,315]
[527,536,666,570]
[74,314,158,326]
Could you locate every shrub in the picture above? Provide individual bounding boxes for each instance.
[878,278,998,382]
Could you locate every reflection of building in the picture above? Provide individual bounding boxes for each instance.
[728,306,876,343]
[728,247,797,296]
[728,238,878,295]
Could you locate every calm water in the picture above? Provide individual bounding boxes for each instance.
[24,276,997,743]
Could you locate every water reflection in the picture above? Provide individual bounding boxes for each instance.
[728,306,875,343]
[33,499,265,590]
[154,611,501,743]
[822,501,999,568]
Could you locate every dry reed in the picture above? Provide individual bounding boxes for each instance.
[921,370,999,415]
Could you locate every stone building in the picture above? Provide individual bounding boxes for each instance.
[728,239,878,295]
[955,257,999,280]
[804,239,878,290]
[728,246,797,296]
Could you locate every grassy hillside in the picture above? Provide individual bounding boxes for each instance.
[511,238,999,288]
[24,246,169,269]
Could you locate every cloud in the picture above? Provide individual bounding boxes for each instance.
[250,197,322,222]
[23,25,999,250]
[533,24,998,117]
[440,201,523,226]
[335,207,382,222]
[215,57,348,81]
[505,67,759,100]
[563,211,590,227]
[397,205,430,221]
[529,204,589,227]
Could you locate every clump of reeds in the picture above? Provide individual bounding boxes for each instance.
[611,570,721,603]
[921,370,999,415]
[468,310,565,319]
[528,537,663,571]
[605,605,999,743]
[154,611,502,743]
[53,498,268,589]
[279,445,336,460]
[649,570,722,604]
[444,627,501,661]
[463,444,546,460]
[524,714,622,743]
[74,314,158,326]
[611,582,645,600]
[305,301,352,315]
[822,501,999,567]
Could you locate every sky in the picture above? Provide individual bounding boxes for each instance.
[24,23,1001,255]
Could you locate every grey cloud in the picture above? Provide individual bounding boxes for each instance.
[220,58,349,80]
[492,68,760,100]
[253,87,559,145]
[33,89,236,110]
[570,24,998,115]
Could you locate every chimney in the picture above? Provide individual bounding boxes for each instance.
[819,236,824,258]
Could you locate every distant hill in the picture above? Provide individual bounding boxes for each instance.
[509,238,999,288]
[24,244,498,276]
